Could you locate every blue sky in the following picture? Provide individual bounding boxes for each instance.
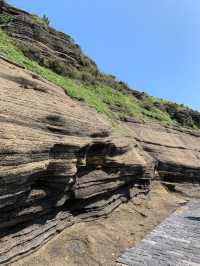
[8,0,200,110]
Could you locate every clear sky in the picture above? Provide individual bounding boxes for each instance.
[8,0,200,110]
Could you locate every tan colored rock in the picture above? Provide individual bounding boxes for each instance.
[127,121,200,195]
[0,59,152,264]
[0,58,200,265]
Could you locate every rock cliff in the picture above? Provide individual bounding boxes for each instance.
[1,3,200,128]
[0,59,153,264]
[0,3,200,265]
[0,3,98,78]
[126,121,200,198]
[0,57,200,264]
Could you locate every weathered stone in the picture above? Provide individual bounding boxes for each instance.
[0,5,199,264]
[1,56,200,264]
[0,4,98,77]
[127,122,200,196]
[0,59,153,264]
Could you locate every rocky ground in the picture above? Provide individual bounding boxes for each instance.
[118,199,200,266]
[13,182,187,266]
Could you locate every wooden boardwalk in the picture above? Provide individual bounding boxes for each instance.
[118,200,200,266]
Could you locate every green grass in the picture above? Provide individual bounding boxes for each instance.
[0,14,13,24]
[32,15,50,26]
[0,29,176,125]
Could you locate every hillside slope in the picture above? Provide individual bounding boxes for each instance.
[0,2,200,128]
[0,56,200,264]
[0,56,153,264]
[0,2,200,265]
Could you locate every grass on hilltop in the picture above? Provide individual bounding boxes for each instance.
[0,29,176,125]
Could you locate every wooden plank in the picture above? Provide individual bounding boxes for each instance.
[118,200,200,266]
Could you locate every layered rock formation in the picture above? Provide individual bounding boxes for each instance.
[0,59,153,264]
[127,121,200,197]
[0,3,200,265]
[0,57,200,264]
[0,3,98,77]
[1,3,200,128]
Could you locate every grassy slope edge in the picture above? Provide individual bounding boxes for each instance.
[0,29,181,126]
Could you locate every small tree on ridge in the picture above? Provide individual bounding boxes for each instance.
[42,14,50,25]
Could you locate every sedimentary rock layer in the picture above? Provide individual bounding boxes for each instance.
[0,59,153,264]
[1,3,200,129]
[1,57,200,264]
[1,4,98,77]
[1,56,200,264]
[127,121,200,197]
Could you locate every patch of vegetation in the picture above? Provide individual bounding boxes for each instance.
[0,29,192,127]
[0,14,13,24]
[149,96,200,128]
[32,14,50,26]
[42,14,50,25]
[0,0,6,6]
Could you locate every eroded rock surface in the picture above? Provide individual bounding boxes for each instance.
[127,121,200,197]
[0,4,98,77]
[0,59,153,264]
[0,4,199,266]
[0,57,200,265]
[1,3,200,130]
[14,182,182,266]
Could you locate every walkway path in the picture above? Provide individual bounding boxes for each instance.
[118,200,200,266]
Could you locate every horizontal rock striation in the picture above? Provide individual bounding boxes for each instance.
[127,121,200,197]
[0,4,98,77]
[0,51,200,264]
[0,59,153,264]
[1,3,200,130]
[0,7,199,262]
[1,57,200,264]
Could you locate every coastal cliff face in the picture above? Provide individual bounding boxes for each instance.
[0,59,200,264]
[0,3,98,77]
[127,122,200,197]
[0,59,153,264]
[1,3,200,128]
[0,3,200,265]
